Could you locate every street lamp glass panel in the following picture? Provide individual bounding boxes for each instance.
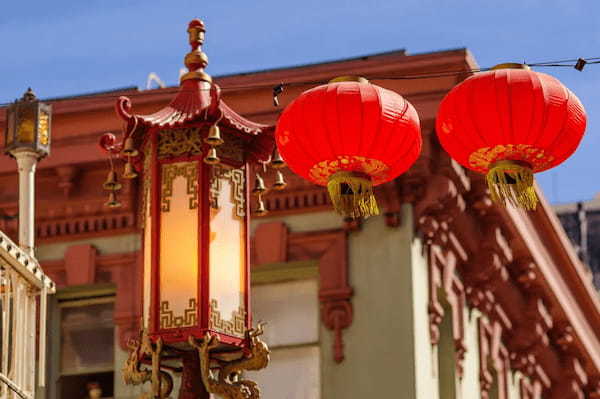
[17,107,35,143]
[209,167,246,337]
[159,161,199,330]
[5,110,15,146]
[38,110,50,146]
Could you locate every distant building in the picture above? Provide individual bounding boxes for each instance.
[555,196,600,287]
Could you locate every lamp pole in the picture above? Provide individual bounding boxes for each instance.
[4,88,51,256]
[14,148,38,256]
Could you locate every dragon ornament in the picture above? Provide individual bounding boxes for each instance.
[122,329,173,399]
[189,322,271,399]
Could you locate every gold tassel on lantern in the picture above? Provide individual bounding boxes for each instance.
[327,171,379,219]
[486,160,537,210]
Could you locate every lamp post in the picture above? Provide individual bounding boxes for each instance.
[4,88,51,256]
[104,19,276,399]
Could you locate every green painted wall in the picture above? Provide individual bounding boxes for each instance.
[321,204,420,398]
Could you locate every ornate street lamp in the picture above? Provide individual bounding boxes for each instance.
[4,87,51,255]
[101,19,275,399]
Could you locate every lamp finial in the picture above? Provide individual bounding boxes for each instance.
[181,19,212,84]
[21,88,37,102]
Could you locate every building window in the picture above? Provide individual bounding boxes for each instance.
[51,285,116,399]
[248,278,321,399]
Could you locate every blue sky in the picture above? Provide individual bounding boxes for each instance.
[1,0,598,204]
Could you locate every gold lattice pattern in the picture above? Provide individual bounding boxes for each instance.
[216,134,244,163]
[209,299,246,337]
[209,166,246,218]
[309,155,389,186]
[160,298,198,329]
[161,162,199,212]
[157,128,203,159]
[468,144,554,173]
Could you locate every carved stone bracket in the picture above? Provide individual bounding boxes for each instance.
[318,231,352,363]
[479,318,511,399]
[252,222,353,364]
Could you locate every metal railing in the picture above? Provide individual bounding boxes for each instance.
[0,231,54,399]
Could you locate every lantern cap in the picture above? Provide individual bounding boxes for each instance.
[329,76,369,84]
[490,63,530,71]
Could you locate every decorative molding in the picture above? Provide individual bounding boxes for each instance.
[252,224,352,363]
[210,166,246,218]
[159,298,197,329]
[55,165,78,198]
[160,162,198,212]
[64,244,97,286]
[157,127,203,159]
[317,231,352,364]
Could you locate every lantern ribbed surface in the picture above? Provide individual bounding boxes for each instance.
[276,80,421,218]
[436,67,586,209]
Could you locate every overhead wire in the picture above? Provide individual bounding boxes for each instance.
[1,55,599,107]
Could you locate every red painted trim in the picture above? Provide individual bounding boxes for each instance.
[150,127,159,335]
[199,160,209,331]
[244,163,251,335]
[149,328,244,347]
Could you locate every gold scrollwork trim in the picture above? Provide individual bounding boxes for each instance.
[209,166,246,218]
[468,144,554,173]
[209,299,246,337]
[157,128,203,159]
[161,162,199,212]
[308,155,389,186]
[216,133,244,163]
[159,298,198,329]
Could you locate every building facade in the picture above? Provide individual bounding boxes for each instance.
[1,46,600,399]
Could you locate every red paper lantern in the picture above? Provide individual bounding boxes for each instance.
[436,64,586,209]
[275,77,422,218]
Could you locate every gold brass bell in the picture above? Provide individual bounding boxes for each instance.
[121,137,139,157]
[252,173,267,195]
[103,170,123,191]
[105,192,122,208]
[203,147,220,165]
[273,170,287,190]
[254,196,268,216]
[123,161,138,179]
[271,148,286,169]
[204,124,224,146]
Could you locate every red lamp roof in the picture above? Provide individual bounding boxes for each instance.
[113,19,274,161]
